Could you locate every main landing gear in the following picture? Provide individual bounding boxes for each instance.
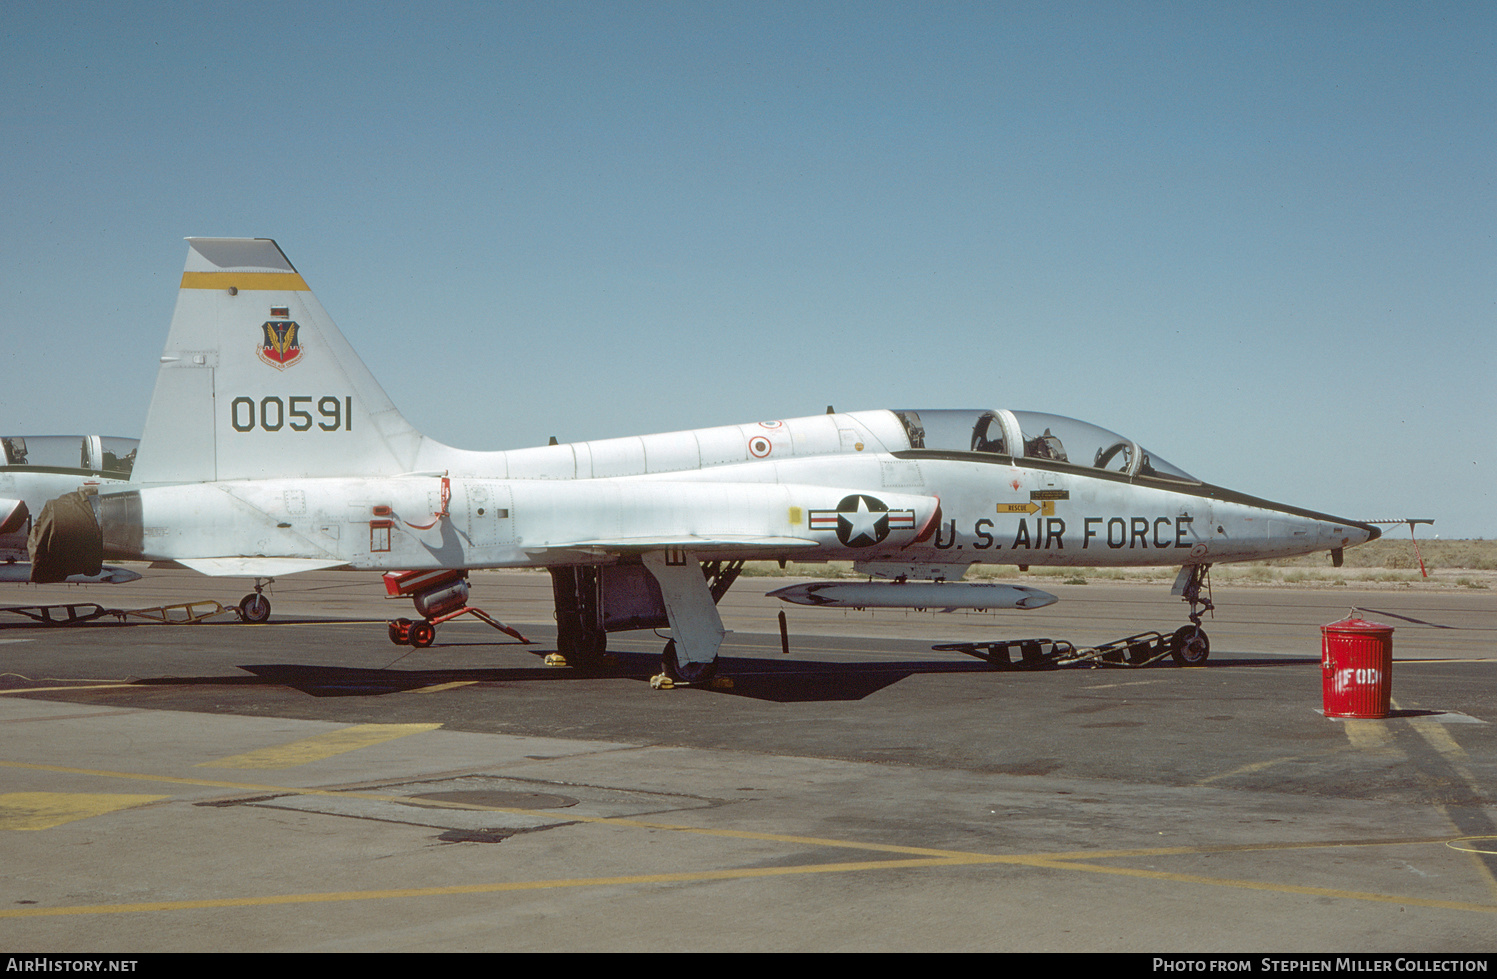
[550,558,743,683]
[550,566,608,670]
[647,555,739,684]
[661,639,718,683]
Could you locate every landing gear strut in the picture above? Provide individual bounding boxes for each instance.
[238,578,273,623]
[658,559,742,681]
[661,639,719,683]
[1170,564,1213,666]
[551,566,608,669]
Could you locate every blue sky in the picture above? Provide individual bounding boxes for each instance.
[3,2,1492,536]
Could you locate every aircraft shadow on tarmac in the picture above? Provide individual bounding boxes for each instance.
[126,647,1321,704]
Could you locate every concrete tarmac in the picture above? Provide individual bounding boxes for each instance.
[1,569,1494,952]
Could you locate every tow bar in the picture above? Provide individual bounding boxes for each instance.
[1,599,261,626]
[935,628,1206,669]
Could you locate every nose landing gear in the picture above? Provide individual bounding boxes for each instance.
[1170,564,1214,666]
[238,578,273,623]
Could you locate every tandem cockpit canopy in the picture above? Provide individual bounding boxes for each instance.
[0,436,138,478]
[892,409,1197,482]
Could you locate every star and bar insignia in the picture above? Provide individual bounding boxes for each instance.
[809,494,916,547]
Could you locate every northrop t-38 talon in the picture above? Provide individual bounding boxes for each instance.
[1,434,140,583]
[28,238,1379,679]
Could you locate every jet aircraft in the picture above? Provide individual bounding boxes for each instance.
[2,435,141,583]
[29,238,1380,679]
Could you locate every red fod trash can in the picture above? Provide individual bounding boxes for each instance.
[1321,615,1394,719]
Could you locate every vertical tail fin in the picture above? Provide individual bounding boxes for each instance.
[133,238,424,483]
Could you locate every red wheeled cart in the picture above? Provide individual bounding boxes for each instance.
[382,569,529,648]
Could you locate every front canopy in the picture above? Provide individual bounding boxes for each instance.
[892,409,1197,482]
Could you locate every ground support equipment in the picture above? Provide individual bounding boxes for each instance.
[383,569,530,649]
[0,603,117,626]
[935,627,1204,670]
[1,595,289,627]
[125,600,239,624]
[386,606,530,649]
[932,638,1076,669]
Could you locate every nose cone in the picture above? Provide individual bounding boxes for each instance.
[1307,514,1380,552]
[1342,519,1381,546]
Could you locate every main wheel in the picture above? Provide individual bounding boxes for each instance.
[661,639,718,683]
[1171,625,1210,666]
[569,629,609,670]
[408,620,436,648]
[239,593,271,623]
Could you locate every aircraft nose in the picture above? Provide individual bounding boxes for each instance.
[1340,518,1380,546]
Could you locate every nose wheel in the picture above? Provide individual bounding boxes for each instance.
[1170,624,1210,666]
[238,578,273,623]
[1171,564,1214,666]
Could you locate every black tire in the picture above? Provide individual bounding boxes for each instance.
[239,593,271,624]
[661,639,718,683]
[570,629,608,670]
[409,620,436,648]
[1171,625,1210,666]
[388,618,411,645]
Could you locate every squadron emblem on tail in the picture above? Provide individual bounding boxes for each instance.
[258,320,302,370]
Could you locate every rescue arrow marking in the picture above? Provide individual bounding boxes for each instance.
[998,501,1056,516]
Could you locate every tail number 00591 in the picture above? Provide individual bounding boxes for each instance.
[231,396,352,432]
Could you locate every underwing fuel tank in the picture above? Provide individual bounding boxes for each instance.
[768,581,1058,611]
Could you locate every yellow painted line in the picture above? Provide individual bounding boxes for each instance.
[0,758,1108,859]
[1196,756,1302,785]
[1397,698,1497,904]
[5,846,1495,920]
[179,271,309,291]
[1035,836,1458,861]
[1410,717,1474,769]
[0,684,137,695]
[3,758,1493,919]
[1343,718,1399,755]
[1396,658,1497,664]
[0,792,167,830]
[1019,857,1497,915]
[0,857,982,919]
[405,681,479,694]
[196,723,442,770]
[1448,837,1497,856]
